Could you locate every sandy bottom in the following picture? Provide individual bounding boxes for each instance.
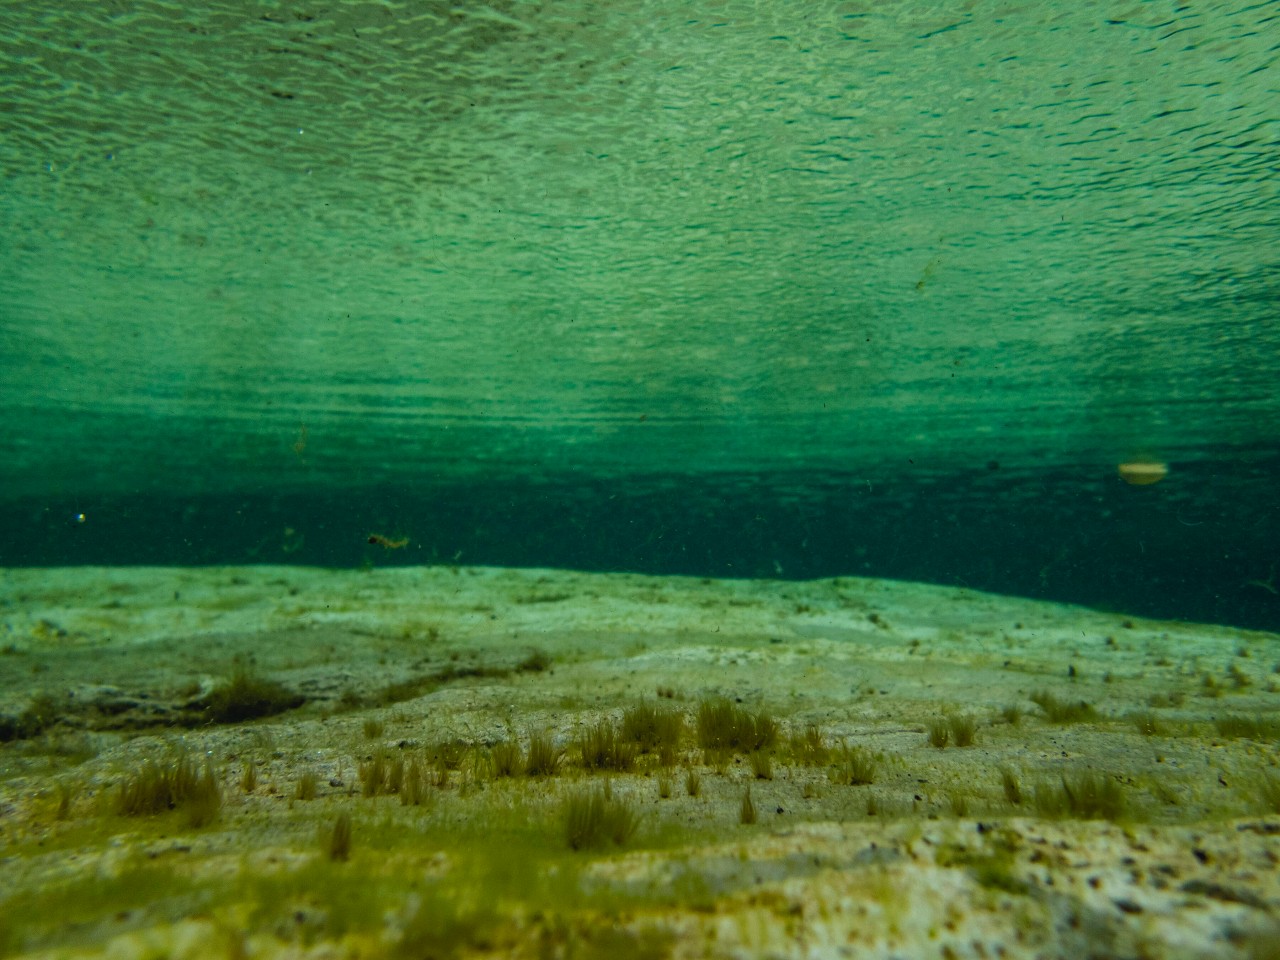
[1,565,1279,959]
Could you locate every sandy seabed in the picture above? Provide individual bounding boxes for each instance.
[1,565,1278,959]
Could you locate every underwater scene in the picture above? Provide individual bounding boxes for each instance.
[1,2,1279,958]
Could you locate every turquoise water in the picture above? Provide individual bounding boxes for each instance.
[0,2,1277,625]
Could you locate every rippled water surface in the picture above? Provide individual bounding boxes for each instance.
[2,1,1276,492]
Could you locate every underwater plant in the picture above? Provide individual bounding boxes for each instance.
[1128,711,1166,736]
[656,740,679,768]
[526,731,564,777]
[431,754,450,789]
[1033,771,1125,820]
[200,660,303,724]
[1029,690,1096,724]
[1228,662,1253,689]
[375,675,439,707]
[564,786,639,850]
[830,745,877,785]
[1252,770,1280,814]
[1215,715,1280,741]
[53,780,75,820]
[1000,768,1023,806]
[704,746,732,774]
[696,697,778,753]
[386,755,406,794]
[518,648,553,672]
[400,759,429,806]
[927,718,950,748]
[490,740,524,777]
[117,752,221,826]
[577,720,637,772]
[789,723,830,765]
[427,739,469,771]
[328,812,352,862]
[950,714,977,747]
[621,702,685,752]
[750,751,773,780]
[359,747,397,797]
[739,786,757,824]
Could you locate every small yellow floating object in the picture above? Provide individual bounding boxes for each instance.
[1117,461,1168,486]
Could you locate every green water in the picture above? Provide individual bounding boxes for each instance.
[3,1,1277,484]
[0,1,1277,626]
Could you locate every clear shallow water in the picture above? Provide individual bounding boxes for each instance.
[0,2,1276,626]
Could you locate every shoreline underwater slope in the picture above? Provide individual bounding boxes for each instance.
[1,565,1279,958]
